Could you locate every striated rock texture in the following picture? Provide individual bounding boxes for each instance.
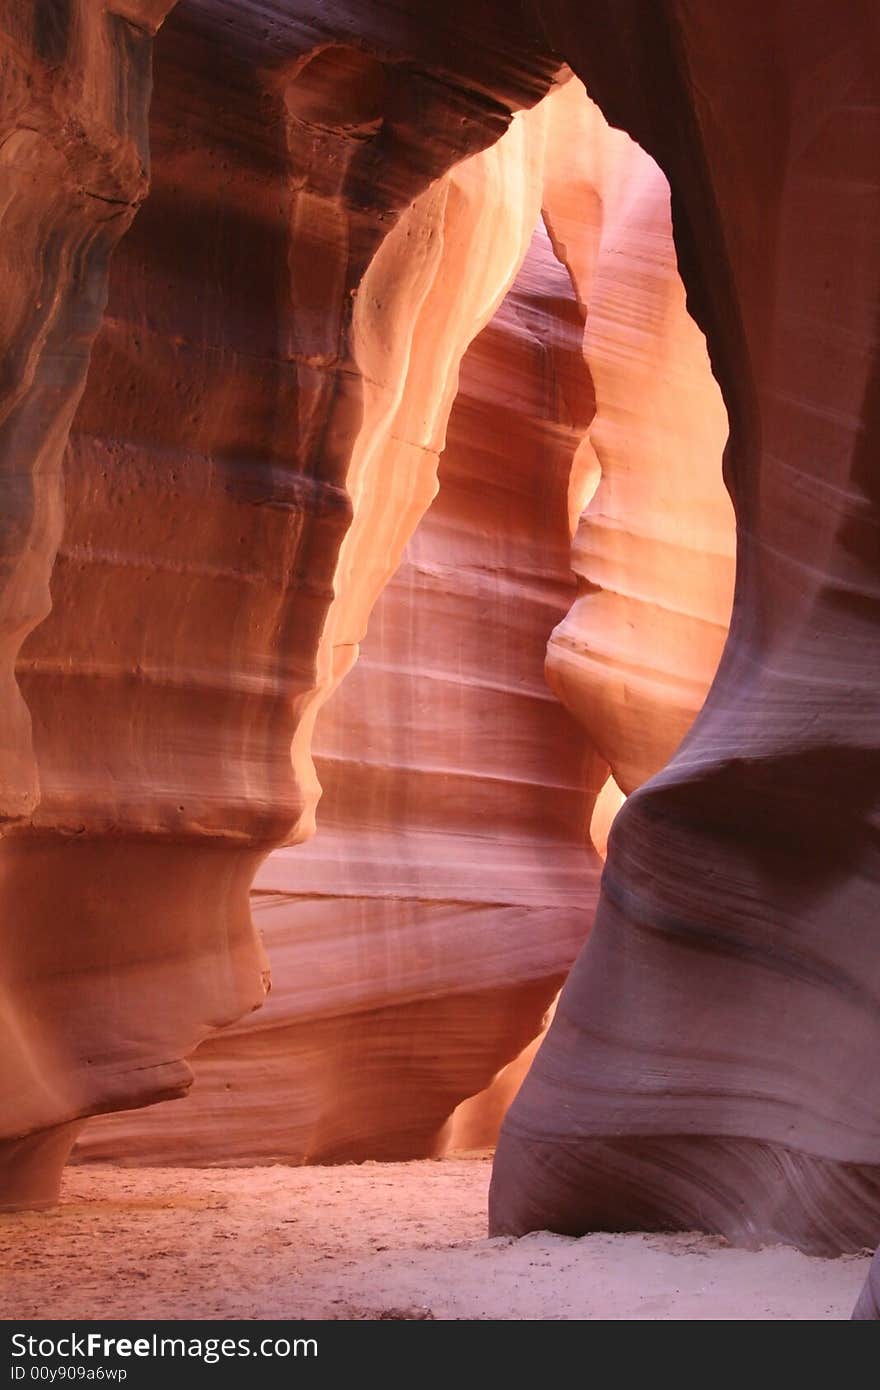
[491,0,880,1257]
[1,1,565,1206]
[2,0,877,1282]
[448,76,738,1154]
[77,154,606,1167]
[77,70,735,1168]
[541,79,734,793]
[0,0,175,1208]
[0,0,172,830]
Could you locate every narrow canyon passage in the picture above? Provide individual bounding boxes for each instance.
[0,1163,870,1321]
[75,74,733,1172]
[76,135,608,1167]
[491,0,880,1260]
[0,5,734,1193]
[0,5,562,1204]
[1,0,877,1322]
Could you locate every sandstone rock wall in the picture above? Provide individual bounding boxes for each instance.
[0,0,562,1207]
[542,79,734,794]
[1,0,876,1288]
[0,0,172,826]
[492,0,880,1257]
[0,0,175,1208]
[78,204,605,1165]
[77,73,733,1168]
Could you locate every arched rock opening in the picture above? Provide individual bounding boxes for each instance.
[0,3,875,1291]
[73,75,733,1172]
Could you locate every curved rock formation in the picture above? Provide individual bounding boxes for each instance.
[76,71,735,1169]
[77,119,607,1167]
[2,0,876,1283]
[0,2,563,1205]
[0,0,172,830]
[0,0,175,1208]
[491,0,880,1256]
[542,79,734,793]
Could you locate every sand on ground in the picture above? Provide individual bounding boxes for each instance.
[0,1158,868,1320]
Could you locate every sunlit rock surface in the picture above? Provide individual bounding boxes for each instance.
[1,1,876,1293]
[77,113,606,1166]
[542,79,734,793]
[78,73,734,1168]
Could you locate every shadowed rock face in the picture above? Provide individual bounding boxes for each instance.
[75,196,606,1166]
[0,0,174,822]
[0,0,563,1205]
[491,0,880,1260]
[73,74,733,1170]
[0,0,177,1208]
[0,0,877,1300]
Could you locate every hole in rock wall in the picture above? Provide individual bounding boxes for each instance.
[589,773,627,862]
[285,46,387,131]
[70,67,732,1170]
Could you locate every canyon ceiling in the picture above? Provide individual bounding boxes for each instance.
[0,0,878,1316]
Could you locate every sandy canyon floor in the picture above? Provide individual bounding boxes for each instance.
[0,1157,868,1321]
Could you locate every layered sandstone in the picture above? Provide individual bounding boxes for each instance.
[1,2,563,1204]
[0,0,175,1208]
[77,158,605,1167]
[1,0,877,1296]
[492,0,880,1259]
[542,80,734,793]
[0,0,171,829]
[77,71,736,1168]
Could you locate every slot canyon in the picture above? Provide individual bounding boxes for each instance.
[0,0,877,1325]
